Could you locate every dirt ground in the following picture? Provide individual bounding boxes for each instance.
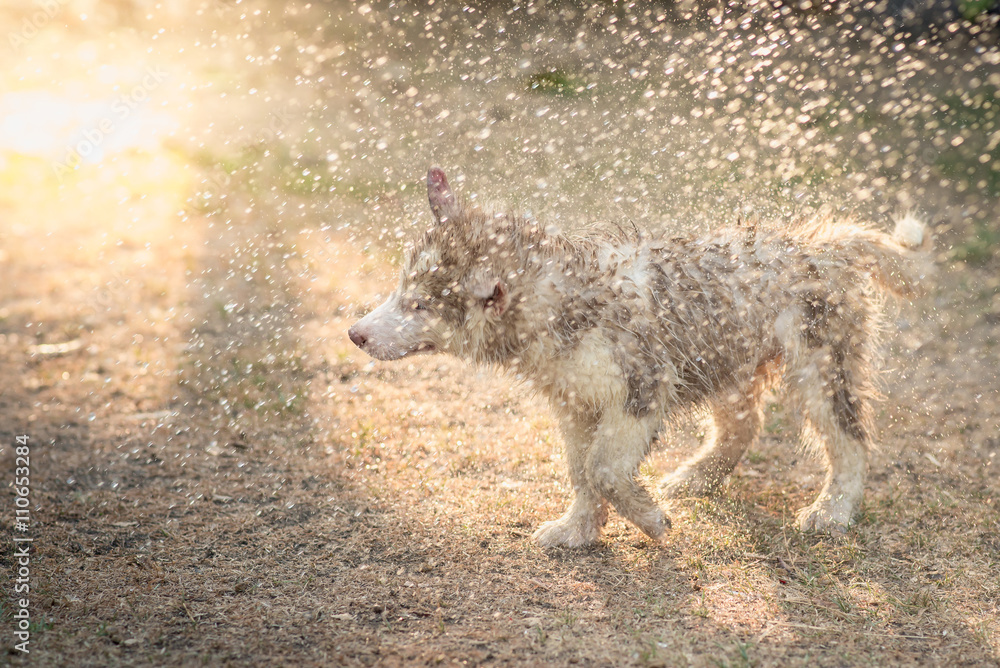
[2,1,1000,666]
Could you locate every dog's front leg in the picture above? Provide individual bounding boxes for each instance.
[585,412,671,543]
[532,414,608,548]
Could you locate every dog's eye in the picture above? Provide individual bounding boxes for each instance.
[412,302,428,311]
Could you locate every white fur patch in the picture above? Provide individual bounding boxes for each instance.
[893,214,925,249]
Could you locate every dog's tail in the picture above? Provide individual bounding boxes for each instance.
[867,213,931,298]
[892,213,927,251]
[796,214,931,299]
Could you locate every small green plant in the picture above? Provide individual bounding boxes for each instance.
[525,69,585,96]
[972,618,995,646]
[557,610,578,627]
[28,618,53,634]
[692,592,710,619]
[638,638,661,665]
[712,640,755,668]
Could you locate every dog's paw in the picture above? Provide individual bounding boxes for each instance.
[796,500,853,536]
[637,507,672,543]
[659,467,721,499]
[532,518,600,548]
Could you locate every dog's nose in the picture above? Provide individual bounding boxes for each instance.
[348,326,367,349]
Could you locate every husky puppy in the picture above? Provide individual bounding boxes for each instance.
[348,168,927,547]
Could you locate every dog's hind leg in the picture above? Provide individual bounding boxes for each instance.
[786,304,874,534]
[533,415,609,548]
[661,363,773,498]
[795,412,867,535]
[660,396,762,498]
[584,413,671,542]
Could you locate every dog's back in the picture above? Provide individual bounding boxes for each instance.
[568,217,925,418]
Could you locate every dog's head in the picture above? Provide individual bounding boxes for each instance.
[348,168,514,362]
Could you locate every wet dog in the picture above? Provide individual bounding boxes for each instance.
[349,167,927,547]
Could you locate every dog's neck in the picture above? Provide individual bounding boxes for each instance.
[468,223,608,376]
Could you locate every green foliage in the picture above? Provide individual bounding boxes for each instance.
[959,0,999,20]
[525,69,587,97]
[953,223,1000,265]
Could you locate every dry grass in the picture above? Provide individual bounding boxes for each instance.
[2,2,1000,665]
[1,163,998,666]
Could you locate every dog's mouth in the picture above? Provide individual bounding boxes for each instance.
[360,342,436,362]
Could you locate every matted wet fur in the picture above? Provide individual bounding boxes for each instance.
[348,167,929,547]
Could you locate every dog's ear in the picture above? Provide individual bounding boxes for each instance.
[482,281,508,317]
[427,167,458,223]
[466,272,508,317]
